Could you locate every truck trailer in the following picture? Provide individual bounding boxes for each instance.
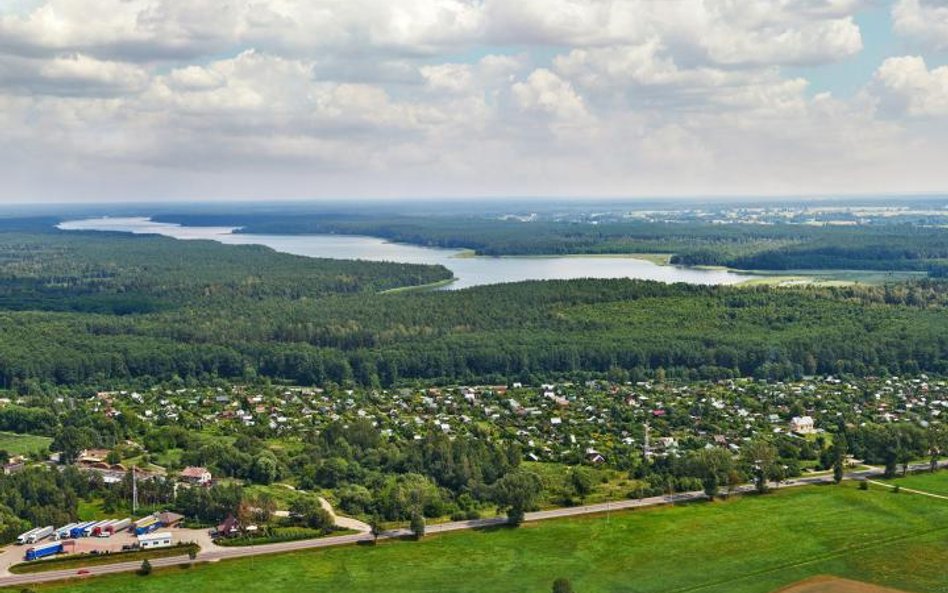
[54,523,78,540]
[25,526,53,544]
[25,541,63,561]
[16,528,41,545]
[69,522,96,539]
[83,520,109,537]
[104,518,131,535]
[133,515,161,535]
[91,520,116,537]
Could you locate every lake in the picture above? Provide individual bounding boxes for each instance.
[57,217,753,289]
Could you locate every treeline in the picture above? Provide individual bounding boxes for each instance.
[156,212,948,274]
[1,277,948,388]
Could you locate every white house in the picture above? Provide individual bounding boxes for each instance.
[790,416,815,434]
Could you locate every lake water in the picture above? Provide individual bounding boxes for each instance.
[57,217,753,289]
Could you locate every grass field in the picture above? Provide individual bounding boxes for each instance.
[889,471,948,497]
[7,476,948,593]
[0,431,51,456]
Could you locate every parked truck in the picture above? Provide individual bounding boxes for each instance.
[54,523,78,540]
[104,518,131,536]
[16,528,41,545]
[24,541,62,561]
[82,520,107,537]
[133,515,161,535]
[69,522,96,539]
[25,526,53,544]
[91,520,116,537]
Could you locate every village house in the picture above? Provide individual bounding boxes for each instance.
[215,514,241,538]
[179,466,212,486]
[76,448,114,468]
[790,416,816,434]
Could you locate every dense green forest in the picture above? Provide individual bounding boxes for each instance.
[0,228,946,388]
[156,212,948,273]
[0,229,451,314]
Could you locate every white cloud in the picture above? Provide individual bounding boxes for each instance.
[512,68,591,123]
[0,0,945,201]
[0,53,148,96]
[892,0,948,51]
[873,55,948,116]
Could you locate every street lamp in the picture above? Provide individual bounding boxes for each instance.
[246,525,258,570]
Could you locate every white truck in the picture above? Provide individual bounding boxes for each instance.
[24,526,53,544]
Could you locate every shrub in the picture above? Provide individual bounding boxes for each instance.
[410,513,425,540]
[859,480,869,491]
[139,559,152,576]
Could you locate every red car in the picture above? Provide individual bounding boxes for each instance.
[77,569,91,576]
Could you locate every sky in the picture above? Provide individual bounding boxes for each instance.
[1,0,947,202]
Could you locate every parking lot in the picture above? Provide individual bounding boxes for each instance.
[0,527,217,576]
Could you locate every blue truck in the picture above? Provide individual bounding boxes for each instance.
[69,521,96,539]
[133,514,161,535]
[25,541,63,561]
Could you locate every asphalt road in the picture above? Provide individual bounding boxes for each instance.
[1,461,943,589]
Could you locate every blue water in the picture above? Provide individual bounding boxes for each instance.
[58,217,753,289]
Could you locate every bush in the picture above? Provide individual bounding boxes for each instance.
[216,527,334,547]
[859,480,869,491]
[138,559,152,576]
[552,577,575,593]
[410,513,425,540]
[893,485,901,493]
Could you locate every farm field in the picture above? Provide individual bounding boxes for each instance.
[9,476,948,593]
[0,432,51,456]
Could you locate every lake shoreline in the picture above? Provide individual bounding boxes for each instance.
[53,217,755,289]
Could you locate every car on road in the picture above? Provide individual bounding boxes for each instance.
[77,569,90,575]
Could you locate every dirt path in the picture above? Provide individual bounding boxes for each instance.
[318,497,371,533]
[866,479,948,501]
[772,575,910,593]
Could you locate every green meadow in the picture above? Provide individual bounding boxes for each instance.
[0,432,51,457]
[10,475,948,593]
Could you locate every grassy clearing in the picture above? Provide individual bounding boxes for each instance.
[888,470,948,497]
[9,544,199,574]
[737,270,928,287]
[76,499,112,522]
[242,483,324,510]
[378,278,457,294]
[0,431,52,456]
[10,474,948,593]
[525,462,645,507]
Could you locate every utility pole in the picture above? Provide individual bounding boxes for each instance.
[132,466,139,514]
[643,421,651,460]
